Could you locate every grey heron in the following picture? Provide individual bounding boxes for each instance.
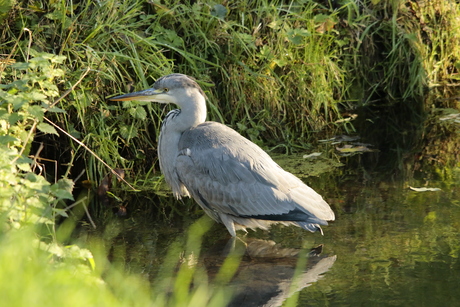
[110,74,335,236]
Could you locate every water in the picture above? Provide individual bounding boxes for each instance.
[299,176,460,306]
[90,160,459,306]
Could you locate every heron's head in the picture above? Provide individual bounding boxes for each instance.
[109,74,205,105]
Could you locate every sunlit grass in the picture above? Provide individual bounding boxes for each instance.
[3,0,458,184]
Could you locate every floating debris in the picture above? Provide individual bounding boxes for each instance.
[409,186,442,192]
[303,152,322,159]
[336,144,377,155]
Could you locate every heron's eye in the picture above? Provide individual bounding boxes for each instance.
[163,88,169,92]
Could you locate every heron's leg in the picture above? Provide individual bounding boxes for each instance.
[219,213,236,237]
[222,236,236,256]
[222,236,248,257]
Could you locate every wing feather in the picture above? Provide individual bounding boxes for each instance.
[175,122,334,223]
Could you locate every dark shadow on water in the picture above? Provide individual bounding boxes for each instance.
[204,238,336,307]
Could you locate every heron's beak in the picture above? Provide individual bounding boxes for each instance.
[109,88,163,102]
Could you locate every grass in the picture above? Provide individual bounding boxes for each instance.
[3,0,457,183]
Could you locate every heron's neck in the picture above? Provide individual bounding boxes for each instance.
[175,91,207,131]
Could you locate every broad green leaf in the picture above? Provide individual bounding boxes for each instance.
[23,173,50,192]
[51,178,75,200]
[15,155,33,165]
[11,62,30,70]
[11,96,28,110]
[0,135,18,144]
[122,100,136,108]
[28,105,45,120]
[46,106,66,113]
[129,106,147,120]
[211,4,227,19]
[67,124,81,139]
[8,112,22,125]
[53,208,69,217]
[120,125,138,139]
[24,91,47,102]
[286,28,310,45]
[37,122,59,135]
[16,162,31,172]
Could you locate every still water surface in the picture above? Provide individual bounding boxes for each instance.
[97,164,460,306]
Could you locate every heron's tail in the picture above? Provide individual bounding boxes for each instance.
[297,222,324,235]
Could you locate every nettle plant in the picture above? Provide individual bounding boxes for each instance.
[1,50,64,148]
[0,50,93,265]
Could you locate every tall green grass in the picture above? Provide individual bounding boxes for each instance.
[4,0,458,184]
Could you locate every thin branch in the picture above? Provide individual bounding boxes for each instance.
[11,121,37,165]
[60,195,96,229]
[82,201,97,229]
[47,67,91,111]
[43,117,138,191]
[24,28,32,62]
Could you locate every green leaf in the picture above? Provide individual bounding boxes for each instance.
[268,19,283,30]
[236,123,247,131]
[46,106,66,113]
[15,155,33,165]
[423,211,436,222]
[0,135,18,144]
[28,105,45,120]
[23,173,50,192]
[8,112,22,125]
[286,28,310,45]
[314,14,332,23]
[17,162,31,172]
[24,91,47,102]
[211,4,227,19]
[122,100,136,108]
[11,96,28,110]
[10,62,30,70]
[67,124,81,139]
[37,122,59,135]
[129,106,147,120]
[53,208,69,217]
[273,58,288,67]
[51,178,75,200]
[120,125,138,139]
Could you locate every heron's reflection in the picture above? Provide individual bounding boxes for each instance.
[204,238,336,307]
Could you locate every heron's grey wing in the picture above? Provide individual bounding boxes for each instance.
[175,122,334,223]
